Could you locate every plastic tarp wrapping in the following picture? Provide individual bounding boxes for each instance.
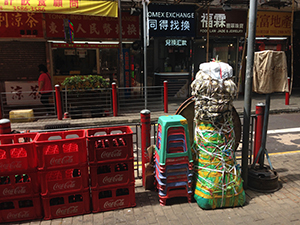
[193,118,245,209]
[253,50,289,94]
[191,62,245,209]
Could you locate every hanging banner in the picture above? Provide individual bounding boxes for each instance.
[0,0,118,17]
[197,10,247,37]
[256,11,291,36]
[123,48,130,88]
[46,12,139,39]
[148,4,196,37]
[0,12,43,37]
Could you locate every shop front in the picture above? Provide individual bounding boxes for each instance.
[195,9,247,84]
[0,11,141,107]
[147,3,196,98]
[45,12,141,88]
[255,11,292,87]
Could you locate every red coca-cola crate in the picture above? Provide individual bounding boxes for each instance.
[0,133,37,173]
[34,130,87,170]
[89,159,134,188]
[86,126,133,163]
[41,188,90,220]
[38,163,89,195]
[91,183,136,213]
[0,169,39,198]
[0,194,42,223]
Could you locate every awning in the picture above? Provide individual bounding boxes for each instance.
[0,0,118,17]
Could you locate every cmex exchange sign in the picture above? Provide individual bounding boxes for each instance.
[148,4,196,37]
[197,10,247,37]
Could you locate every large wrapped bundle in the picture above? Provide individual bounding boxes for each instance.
[193,117,245,209]
[191,62,245,209]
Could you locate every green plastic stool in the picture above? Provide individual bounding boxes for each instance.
[155,115,192,166]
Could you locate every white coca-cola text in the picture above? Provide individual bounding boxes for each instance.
[7,211,30,220]
[53,180,76,191]
[104,199,125,208]
[56,206,79,216]
[3,186,27,196]
[50,156,74,165]
[0,161,22,170]
[103,174,124,184]
[101,150,122,159]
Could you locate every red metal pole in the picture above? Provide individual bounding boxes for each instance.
[55,85,62,120]
[253,103,265,163]
[112,82,117,116]
[164,80,168,113]
[285,77,291,105]
[140,109,151,187]
[0,119,12,144]
[0,119,11,134]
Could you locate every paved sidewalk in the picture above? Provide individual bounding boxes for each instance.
[4,152,300,225]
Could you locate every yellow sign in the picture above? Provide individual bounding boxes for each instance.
[53,75,71,88]
[0,0,118,17]
[256,11,291,36]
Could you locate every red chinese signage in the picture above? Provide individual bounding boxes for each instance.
[0,12,43,37]
[46,12,140,39]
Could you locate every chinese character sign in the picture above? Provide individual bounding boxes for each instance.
[148,4,196,37]
[0,0,118,17]
[256,11,291,36]
[0,12,43,37]
[46,12,139,39]
[197,10,247,37]
[5,81,42,105]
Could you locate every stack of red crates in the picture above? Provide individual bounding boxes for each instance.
[0,133,43,223]
[34,130,90,220]
[86,126,136,212]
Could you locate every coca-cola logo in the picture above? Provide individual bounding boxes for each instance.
[53,180,76,191]
[3,186,27,196]
[56,206,78,216]
[101,150,122,159]
[50,156,74,166]
[104,199,125,209]
[103,174,124,184]
[0,161,22,171]
[7,211,30,219]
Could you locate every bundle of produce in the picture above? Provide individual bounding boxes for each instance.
[191,61,245,209]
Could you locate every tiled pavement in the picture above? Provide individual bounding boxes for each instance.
[6,152,300,225]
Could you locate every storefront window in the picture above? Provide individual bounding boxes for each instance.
[212,42,236,71]
[158,38,190,73]
[99,48,118,79]
[53,48,97,75]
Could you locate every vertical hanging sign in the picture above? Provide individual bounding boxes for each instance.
[123,48,130,96]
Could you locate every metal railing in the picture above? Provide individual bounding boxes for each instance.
[118,86,164,113]
[0,91,56,121]
[0,85,164,121]
[61,88,112,119]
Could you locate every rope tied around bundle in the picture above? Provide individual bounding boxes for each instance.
[191,61,245,209]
